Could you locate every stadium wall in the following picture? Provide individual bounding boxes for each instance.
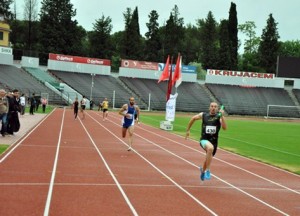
[119,67,197,82]
[206,69,284,88]
[47,59,111,75]
[0,46,13,65]
[21,56,39,68]
[119,59,197,82]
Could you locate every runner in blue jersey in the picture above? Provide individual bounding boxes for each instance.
[119,97,140,151]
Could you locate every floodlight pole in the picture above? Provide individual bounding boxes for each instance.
[90,73,95,100]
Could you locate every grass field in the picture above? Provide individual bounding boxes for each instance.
[141,113,300,175]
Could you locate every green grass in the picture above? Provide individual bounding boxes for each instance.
[0,144,9,154]
[141,113,300,175]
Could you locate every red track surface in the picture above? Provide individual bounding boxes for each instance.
[0,108,299,216]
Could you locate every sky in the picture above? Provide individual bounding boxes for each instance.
[16,0,300,44]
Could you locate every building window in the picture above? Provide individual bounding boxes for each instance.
[0,32,3,40]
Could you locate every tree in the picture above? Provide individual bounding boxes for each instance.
[163,5,184,57]
[88,14,113,59]
[122,7,143,59]
[258,14,280,73]
[197,11,219,70]
[0,0,13,20]
[218,19,231,70]
[238,21,261,71]
[39,0,84,55]
[181,24,200,64]
[23,0,39,50]
[238,21,260,54]
[144,10,161,62]
[228,2,238,70]
[278,40,300,57]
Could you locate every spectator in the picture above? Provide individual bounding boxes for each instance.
[29,93,36,115]
[7,89,21,135]
[0,89,9,137]
[19,93,26,116]
[41,97,48,113]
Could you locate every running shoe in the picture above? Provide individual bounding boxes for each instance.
[200,167,205,181]
[205,169,211,180]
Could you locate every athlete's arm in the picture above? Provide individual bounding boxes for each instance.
[185,112,203,140]
[119,104,128,116]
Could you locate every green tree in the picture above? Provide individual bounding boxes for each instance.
[238,21,261,71]
[182,24,200,64]
[39,0,84,55]
[198,11,218,70]
[163,5,184,58]
[88,14,113,59]
[0,0,13,20]
[122,7,143,60]
[218,19,231,70]
[144,10,161,62]
[228,2,238,70]
[23,0,39,50]
[258,14,280,73]
[278,40,300,57]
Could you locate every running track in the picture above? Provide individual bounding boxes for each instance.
[0,108,299,216]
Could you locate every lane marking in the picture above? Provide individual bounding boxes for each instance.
[104,112,291,215]
[114,113,300,195]
[79,114,139,216]
[0,109,56,163]
[86,112,218,216]
[43,108,66,216]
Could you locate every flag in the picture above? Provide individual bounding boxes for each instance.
[166,57,173,101]
[158,55,170,83]
[172,53,182,87]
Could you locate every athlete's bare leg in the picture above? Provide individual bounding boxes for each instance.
[127,126,134,151]
[202,142,214,171]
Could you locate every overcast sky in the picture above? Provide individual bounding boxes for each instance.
[17,0,300,43]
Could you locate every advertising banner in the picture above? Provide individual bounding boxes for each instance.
[121,59,158,70]
[165,93,178,121]
[49,53,111,66]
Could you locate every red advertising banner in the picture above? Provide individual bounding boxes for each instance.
[207,69,274,79]
[49,53,111,66]
[121,59,158,70]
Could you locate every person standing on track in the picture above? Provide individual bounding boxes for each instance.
[80,95,87,120]
[101,98,109,121]
[119,97,140,151]
[73,97,79,119]
[185,102,227,181]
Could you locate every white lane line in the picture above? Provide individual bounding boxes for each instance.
[125,114,300,195]
[0,109,56,163]
[106,112,291,215]
[87,112,218,216]
[43,108,66,216]
[80,115,138,216]
[141,114,300,177]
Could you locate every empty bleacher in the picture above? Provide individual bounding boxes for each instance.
[50,70,134,108]
[119,77,212,112]
[206,84,299,117]
[0,64,67,105]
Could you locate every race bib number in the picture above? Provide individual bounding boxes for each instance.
[205,126,216,134]
[126,114,133,119]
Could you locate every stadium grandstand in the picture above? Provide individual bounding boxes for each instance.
[1,48,300,118]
